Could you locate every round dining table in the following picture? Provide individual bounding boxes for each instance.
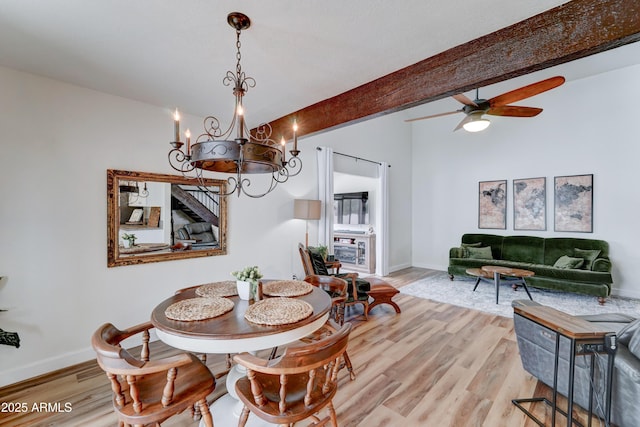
[151,284,331,427]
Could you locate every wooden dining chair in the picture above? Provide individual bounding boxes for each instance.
[304,274,356,380]
[91,321,215,427]
[298,243,371,318]
[234,321,352,427]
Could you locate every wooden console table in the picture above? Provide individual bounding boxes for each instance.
[512,305,616,427]
[333,233,375,273]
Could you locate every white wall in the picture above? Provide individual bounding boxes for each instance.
[411,64,640,299]
[0,66,329,386]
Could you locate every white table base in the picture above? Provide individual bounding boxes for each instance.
[200,362,274,427]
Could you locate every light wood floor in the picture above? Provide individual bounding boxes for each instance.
[0,268,596,426]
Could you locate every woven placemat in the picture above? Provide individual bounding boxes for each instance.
[195,281,238,298]
[244,298,313,326]
[165,297,234,321]
[262,280,313,297]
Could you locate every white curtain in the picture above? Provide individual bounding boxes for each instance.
[317,147,333,254]
[316,146,334,251]
[376,162,390,276]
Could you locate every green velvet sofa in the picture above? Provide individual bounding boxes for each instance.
[448,233,613,303]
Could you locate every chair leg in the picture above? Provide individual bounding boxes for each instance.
[327,400,338,427]
[192,354,208,420]
[343,351,356,381]
[239,405,250,427]
[198,398,213,427]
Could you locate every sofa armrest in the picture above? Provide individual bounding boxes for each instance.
[615,346,640,384]
[449,247,464,258]
[592,258,611,272]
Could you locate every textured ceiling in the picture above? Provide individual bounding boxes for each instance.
[1,0,637,127]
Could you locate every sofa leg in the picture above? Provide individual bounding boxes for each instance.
[448,274,454,281]
[598,296,606,305]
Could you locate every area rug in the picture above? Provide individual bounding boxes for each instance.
[400,271,640,318]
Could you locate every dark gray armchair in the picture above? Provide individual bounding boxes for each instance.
[512,299,640,427]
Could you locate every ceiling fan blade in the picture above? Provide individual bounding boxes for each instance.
[405,110,460,122]
[487,105,543,117]
[452,94,478,107]
[489,76,565,107]
[453,114,474,131]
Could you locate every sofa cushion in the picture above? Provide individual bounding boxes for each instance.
[543,237,609,266]
[502,236,545,264]
[628,326,640,359]
[461,234,505,259]
[465,246,493,259]
[573,248,601,270]
[183,222,217,244]
[461,242,483,248]
[553,255,584,269]
[619,319,640,346]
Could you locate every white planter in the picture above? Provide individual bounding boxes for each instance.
[123,240,132,248]
[236,280,251,300]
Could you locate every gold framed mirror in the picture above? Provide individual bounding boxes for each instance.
[107,169,227,267]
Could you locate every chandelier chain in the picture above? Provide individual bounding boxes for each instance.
[236,30,242,77]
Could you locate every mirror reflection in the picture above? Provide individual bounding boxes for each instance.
[107,170,227,267]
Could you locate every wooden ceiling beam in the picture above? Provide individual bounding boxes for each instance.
[260,0,640,142]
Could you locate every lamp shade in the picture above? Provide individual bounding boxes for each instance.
[294,199,321,220]
[463,112,491,132]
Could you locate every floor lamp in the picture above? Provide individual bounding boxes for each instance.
[294,199,321,247]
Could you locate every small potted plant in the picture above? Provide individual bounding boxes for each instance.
[316,245,328,260]
[122,233,137,248]
[232,266,263,300]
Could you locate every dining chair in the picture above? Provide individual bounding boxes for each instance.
[304,274,356,380]
[91,321,215,427]
[234,321,352,427]
[298,243,371,318]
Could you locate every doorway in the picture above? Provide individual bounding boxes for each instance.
[316,147,389,276]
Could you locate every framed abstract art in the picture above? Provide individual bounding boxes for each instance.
[554,174,593,233]
[513,177,546,231]
[479,180,507,229]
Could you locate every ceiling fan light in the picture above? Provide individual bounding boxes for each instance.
[463,113,491,132]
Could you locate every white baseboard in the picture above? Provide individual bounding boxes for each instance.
[388,262,412,274]
[0,347,96,388]
[0,330,160,388]
[610,286,640,300]
[408,262,448,271]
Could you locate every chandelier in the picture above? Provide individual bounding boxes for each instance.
[168,12,302,198]
[119,180,149,203]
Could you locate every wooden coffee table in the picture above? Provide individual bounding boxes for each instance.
[480,265,534,304]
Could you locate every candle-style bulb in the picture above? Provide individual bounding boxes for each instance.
[185,129,191,155]
[173,108,181,142]
[292,120,298,151]
[280,137,286,163]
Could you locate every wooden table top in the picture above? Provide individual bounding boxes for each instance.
[514,305,614,339]
[151,285,331,353]
[482,265,535,278]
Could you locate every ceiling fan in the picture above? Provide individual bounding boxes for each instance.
[405,76,565,132]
